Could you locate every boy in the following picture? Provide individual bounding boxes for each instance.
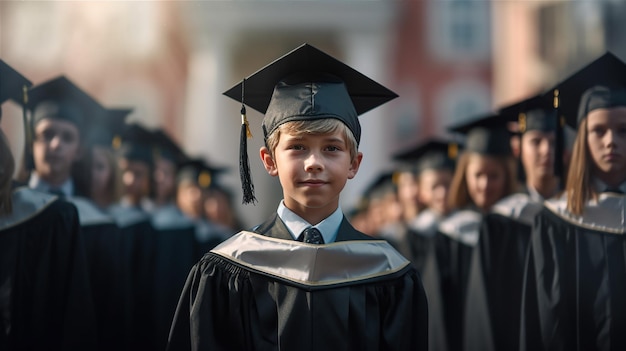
[168,43,428,350]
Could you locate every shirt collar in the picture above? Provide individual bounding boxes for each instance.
[28,173,74,197]
[277,201,342,243]
[593,178,626,193]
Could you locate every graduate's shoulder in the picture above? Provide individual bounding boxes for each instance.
[150,204,194,230]
[543,193,626,234]
[107,203,151,228]
[409,209,440,236]
[205,230,413,290]
[489,192,542,226]
[0,187,73,230]
[66,196,115,227]
[438,209,482,246]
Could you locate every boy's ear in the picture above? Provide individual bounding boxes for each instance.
[348,152,363,179]
[260,146,278,177]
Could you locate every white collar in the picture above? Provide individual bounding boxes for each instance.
[28,173,74,197]
[276,201,343,244]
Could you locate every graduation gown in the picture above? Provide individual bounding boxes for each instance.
[0,187,97,350]
[167,213,429,351]
[151,204,206,351]
[70,197,131,350]
[421,209,481,351]
[108,203,157,350]
[520,193,626,351]
[463,193,542,351]
[407,209,441,275]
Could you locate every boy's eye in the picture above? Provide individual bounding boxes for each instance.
[325,145,340,152]
[289,144,305,151]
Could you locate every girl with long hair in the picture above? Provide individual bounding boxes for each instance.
[520,52,626,351]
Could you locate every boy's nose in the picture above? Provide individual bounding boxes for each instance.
[304,154,323,172]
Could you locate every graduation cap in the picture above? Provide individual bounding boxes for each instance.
[223,43,398,204]
[0,60,32,108]
[448,113,513,157]
[117,123,156,165]
[363,171,397,202]
[176,158,228,190]
[27,76,104,137]
[88,108,131,149]
[499,94,557,134]
[544,52,626,130]
[540,52,626,177]
[152,129,186,165]
[393,138,458,175]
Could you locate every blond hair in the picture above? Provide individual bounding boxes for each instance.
[265,118,359,161]
[565,118,594,216]
[0,131,15,215]
[447,151,518,210]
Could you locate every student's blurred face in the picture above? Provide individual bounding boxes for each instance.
[204,189,233,227]
[396,171,420,208]
[91,146,112,196]
[521,130,555,180]
[586,107,626,185]
[418,169,453,215]
[32,118,81,181]
[177,182,203,219]
[119,158,151,203]
[465,154,506,211]
[261,129,362,223]
[154,158,177,202]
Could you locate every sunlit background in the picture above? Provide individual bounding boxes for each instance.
[2,0,626,228]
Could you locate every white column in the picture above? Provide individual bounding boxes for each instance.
[338,31,396,211]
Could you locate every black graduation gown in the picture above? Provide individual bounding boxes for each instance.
[167,213,429,351]
[463,194,541,351]
[520,194,626,351]
[0,187,97,350]
[406,209,441,275]
[421,209,481,351]
[108,203,158,350]
[70,197,131,351]
[151,204,206,351]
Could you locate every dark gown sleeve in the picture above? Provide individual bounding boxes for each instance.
[168,254,428,351]
[519,208,626,351]
[464,213,532,351]
[1,200,97,350]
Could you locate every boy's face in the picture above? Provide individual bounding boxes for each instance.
[261,128,362,222]
[32,118,82,181]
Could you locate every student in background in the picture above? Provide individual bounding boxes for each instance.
[520,52,626,351]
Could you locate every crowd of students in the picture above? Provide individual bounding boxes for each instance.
[0,60,239,350]
[2,45,626,351]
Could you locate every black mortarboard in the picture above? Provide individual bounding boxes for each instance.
[448,113,513,157]
[88,108,131,149]
[152,129,186,165]
[546,52,626,129]
[223,43,398,204]
[27,76,103,136]
[117,123,155,165]
[0,60,32,107]
[363,171,397,201]
[176,158,227,190]
[393,138,458,175]
[499,94,557,134]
